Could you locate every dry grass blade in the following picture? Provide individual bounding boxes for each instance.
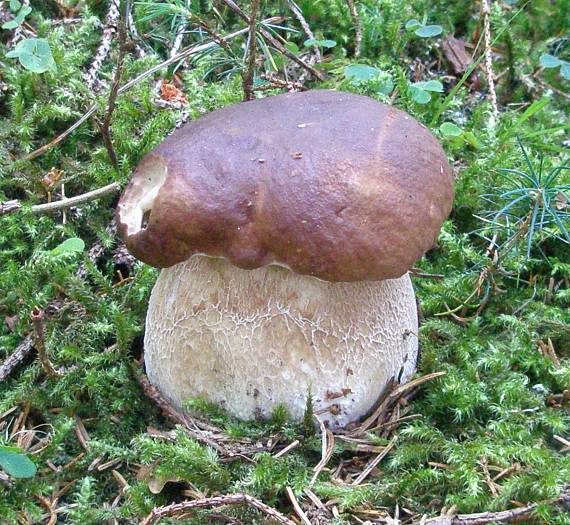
[351,372,446,435]
[310,415,335,486]
[351,436,396,485]
[286,487,311,525]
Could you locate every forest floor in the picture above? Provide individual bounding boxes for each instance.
[0,1,569,524]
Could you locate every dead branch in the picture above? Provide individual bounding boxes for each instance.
[412,487,570,524]
[220,0,325,81]
[31,308,62,379]
[21,19,282,162]
[0,335,33,382]
[256,74,307,92]
[139,494,296,525]
[242,0,260,101]
[101,0,129,170]
[481,0,498,122]
[170,21,187,59]
[346,0,362,58]
[137,370,232,457]
[84,0,120,91]
[286,0,320,61]
[1,182,120,216]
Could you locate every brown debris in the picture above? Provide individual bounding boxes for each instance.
[441,35,481,89]
[159,80,188,105]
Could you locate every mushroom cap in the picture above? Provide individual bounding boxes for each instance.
[117,89,453,282]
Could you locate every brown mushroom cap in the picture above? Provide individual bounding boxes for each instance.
[117,89,454,282]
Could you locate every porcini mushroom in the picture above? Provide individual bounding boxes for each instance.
[117,89,453,428]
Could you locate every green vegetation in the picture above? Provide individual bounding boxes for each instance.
[0,0,568,523]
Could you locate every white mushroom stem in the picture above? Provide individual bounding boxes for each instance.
[144,255,419,429]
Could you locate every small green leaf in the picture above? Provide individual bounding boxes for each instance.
[561,62,570,80]
[410,86,431,104]
[344,64,380,82]
[2,5,31,29]
[440,122,463,137]
[303,38,336,49]
[415,25,443,38]
[50,237,85,256]
[462,131,480,149]
[0,448,37,478]
[9,0,22,11]
[539,54,562,68]
[377,78,394,95]
[6,38,57,73]
[2,20,19,29]
[405,19,422,31]
[413,80,444,92]
[284,41,299,54]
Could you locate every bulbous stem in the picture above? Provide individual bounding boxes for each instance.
[144,255,418,429]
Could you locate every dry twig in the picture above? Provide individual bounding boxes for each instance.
[351,436,397,485]
[243,0,260,101]
[101,0,129,169]
[1,182,120,216]
[286,0,320,61]
[346,0,362,58]
[84,0,120,91]
[220,0,325,81]
[137,370,231,457]
[410,487,570,524]
[31,308,62,379]
[139,494,296,525]
[481,0,499,122]
[350,372,446,435]
[0,336,33,383]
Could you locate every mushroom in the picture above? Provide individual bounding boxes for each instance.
[117,90,453,429]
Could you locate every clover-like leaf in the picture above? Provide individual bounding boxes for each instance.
[413,80,444,92]
[6,38,56,73]
[344,64,380,82]
[50,237,85,256]
[405,19,422,31]
[410,86,431,104]
[304,38,336,49]
[0,446,37,478]
[2,5,32,29]
[377,78,394,96]
[540,54,562,68]
[561,62,570,80]
[415,25,443,38]
[440,122,463,137]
